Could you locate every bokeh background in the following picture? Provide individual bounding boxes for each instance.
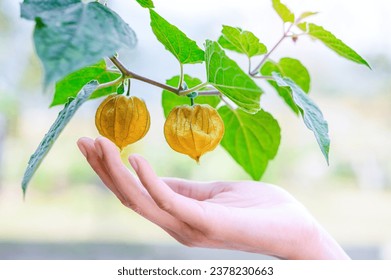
[0,0,390,259]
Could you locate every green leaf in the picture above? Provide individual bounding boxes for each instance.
[20,0,79,20]
[298,22,370,68]
[297,11,318,21]
[261,61,298,114]
[261,57,310,114]
[51,60,120,106]
[272,0,295,23]
[205,40,263,114]
[22,81,99,195]
[161,75,220,118]
[218,106,281,180]
[25,1,136,86]
[135,0,154,8]
[275,58,311,92]
[273,73,330,163]
[218,25,267,57]
[149,9,204,64]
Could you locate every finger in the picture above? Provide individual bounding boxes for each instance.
[82,137,207,244]
[77,137,126,203]
[94,137,150,203]
[95,137,181,229]
[77,137,114,187]
[129,154,208,230]
[162,177,225,201]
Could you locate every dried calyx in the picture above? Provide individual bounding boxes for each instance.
[95,94,151,150]
[164,104,225,162]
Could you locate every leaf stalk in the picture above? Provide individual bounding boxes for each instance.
[250,23,294,76]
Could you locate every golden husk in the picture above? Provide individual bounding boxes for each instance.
[95,95,150,149]
[164,104,224,162]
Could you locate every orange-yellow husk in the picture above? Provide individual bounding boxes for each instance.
[164,104,224,162]
[95,94,150,150]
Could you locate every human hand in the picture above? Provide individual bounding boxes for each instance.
[77,137,350,260]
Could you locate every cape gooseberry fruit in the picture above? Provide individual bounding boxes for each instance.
[164,104,224,162]
[95,94,150,150]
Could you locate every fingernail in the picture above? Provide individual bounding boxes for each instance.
[77,143,87,158]
[129,156,138,172]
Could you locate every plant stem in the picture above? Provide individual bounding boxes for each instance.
[178,82,209,96]
[220,95,235,111]
[109,56,213,96]
[126,79,131,96]
[178,63,184,90]
[197,90,221,96]
[250,23,294,76]
[252,75,275,80]
[131,72,179,94]
[106,68,122,75]
[95,76,123,90]
[109,56,128,75]
[109,56,179,94]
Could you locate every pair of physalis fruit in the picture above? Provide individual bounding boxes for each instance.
[95,93,225,162]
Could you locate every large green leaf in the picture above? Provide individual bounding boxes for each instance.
[218,25,267,58]
[149,9,204,64]
[21,1,137,86]
[20,0,79,20]
[51,60,120,106]
[135,0,154,8]
[162,75,220,118]
[261,57,310,114]
[218,106,281,180]
[298,22,370,68]
[271,0,295,23]
[22,81,99,195]
[273,73,330,163]
[205,40,263,114]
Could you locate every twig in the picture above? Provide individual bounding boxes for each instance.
[109,56,179,94]
[250,23,294,76]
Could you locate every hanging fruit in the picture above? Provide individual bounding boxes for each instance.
[95,94,151,150]
[164,104,224,162]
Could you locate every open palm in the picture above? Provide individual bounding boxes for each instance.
[77,137,349,260]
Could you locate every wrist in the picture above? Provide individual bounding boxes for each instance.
[287,222,351,260]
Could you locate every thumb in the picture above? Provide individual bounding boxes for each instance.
[128,154,205,227]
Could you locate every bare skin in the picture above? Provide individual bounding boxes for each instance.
[77,137,350,260]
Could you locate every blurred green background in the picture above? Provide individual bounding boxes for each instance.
[0,0,390,259]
